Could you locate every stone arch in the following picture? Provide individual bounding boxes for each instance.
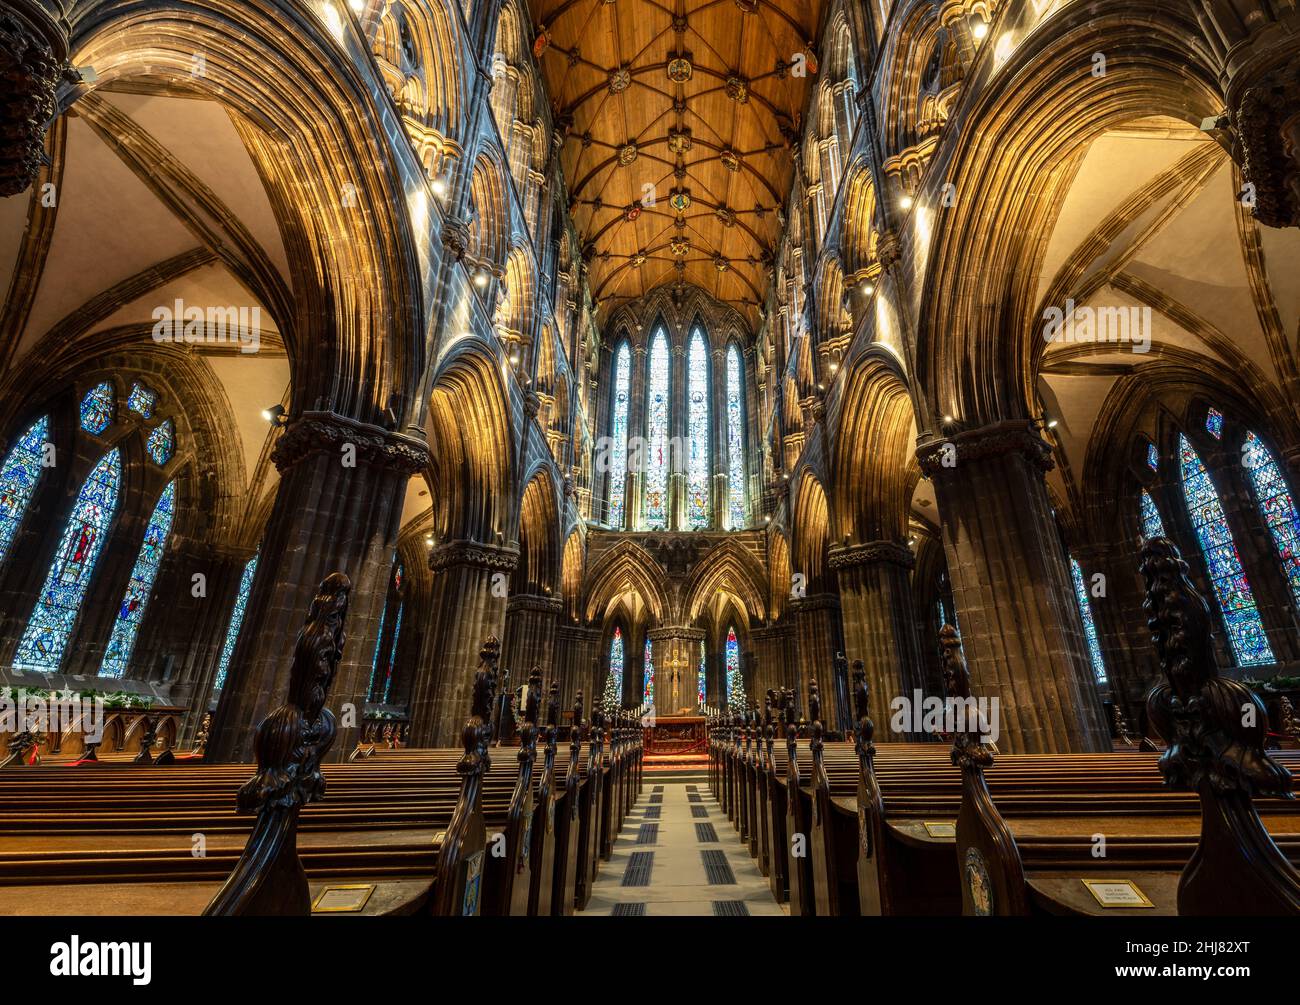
[683,539,769,625]
[791,470,832,593]
[514,467,561,596]
[583,540,671,624]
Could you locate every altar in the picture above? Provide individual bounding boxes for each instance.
[644,715,707,756]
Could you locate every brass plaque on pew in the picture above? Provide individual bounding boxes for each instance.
[923,821,957,838]
[1081,879,1155,909]
[312,884,376,914]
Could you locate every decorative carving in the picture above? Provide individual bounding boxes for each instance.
[1140,536,1300,913]
[827,539,915,571]
[916,420,1054,479]
[271,413,430,475]
[204,572,351,915]
[427,539,520,572]
[0,7,70,198]
[193,712,212,755]
[1235,63,1300,229]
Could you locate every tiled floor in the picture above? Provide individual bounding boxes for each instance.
[579,781,786,916]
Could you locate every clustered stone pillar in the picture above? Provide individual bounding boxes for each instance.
[750,624,797,706]
[500,592,562,687]
[916,420,1111,753]
[409,540,518,746]
[552,622,601,710]
[789,593,846,731]
[208,413,428,763]
[830,540,926,740]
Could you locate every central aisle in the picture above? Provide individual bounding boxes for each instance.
[578,781,786,916]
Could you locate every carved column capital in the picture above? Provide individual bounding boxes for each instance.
[270,412,431,475]
[427,539,520,573]
[440,216,472,258]
[505,592,563,615]
[0,3,71,198]
[827,539,916,571]
[915,419,1054,479]
[1235,63,1300,228]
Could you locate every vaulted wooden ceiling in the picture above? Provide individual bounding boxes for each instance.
[529,0,823,328]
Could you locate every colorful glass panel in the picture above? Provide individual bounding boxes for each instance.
[643,636,654,705]
[1179,433,1273,665]
[1146,442,1159,471]
[383,604,403,703]
[127,383,157,418]
[100,481,176,677]
[0,416,49,564]
[1206,407,1224,439]
[1140,489,1167,540]
[726,344,746,528]
[608,343,631,528]
[644,328,670,528]
[1243,432,1300,612]
[1069,556,1107,684]
[15,449,122,670]
[214,552,259,690]
[697,638,706,707]
[80,382,114,434]
[687,328,710,528]
[146,420,174,465]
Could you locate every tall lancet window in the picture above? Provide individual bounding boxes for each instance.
[1179,433,1273,666]
[1068,556,1107,684]
[687,328,710,528]
[369,563,405,701]
[725,626,743,709]
[644,328,670,529]
[214,552,259,690]
[0,415,49,564]
[697,638,706,707]
[1140,489,1167,540]
[643,636,654,705]
[726,343,746,528]
[608,342,631,528]
[603,626,625,712]
[16,449,122,670]
[100,481,176,678]
[1242,432,1300,611]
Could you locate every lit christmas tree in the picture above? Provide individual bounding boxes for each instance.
[724,625,745,710]
[602,626,624,715]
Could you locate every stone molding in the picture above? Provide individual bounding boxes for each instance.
[828,539,916,571]
[271,411,431,475]
[427,539,520,573]
[915,419,1054,478]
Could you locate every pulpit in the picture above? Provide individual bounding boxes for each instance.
[644,715,707,755]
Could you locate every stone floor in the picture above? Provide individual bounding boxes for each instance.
[578,780,787,916]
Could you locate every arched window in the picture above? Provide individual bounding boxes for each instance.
[368,562,405,701]
[1140,489,1167,540]
[643,636,654,705]
[1179,433,1273,666]
[16,448,122,670]
[100,481,176,678]
[214,552,259,690]
[1068,556,1107,684]
[644,328,670,529]
[383,606,404,703]
[602,626,625,712]
[0,415,49,564]
[126,382,157,418]
[79,382,114,434]
[697,638,706,707]
[726,343,746,528]
[725,625,743,708]
[687,328,710,528]
[146,421,175,465]
[608,342,631,528]
[1243,432,1300,610]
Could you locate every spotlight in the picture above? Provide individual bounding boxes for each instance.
[473,268,490,287]
[861,281,875,295]
[262,404,287,425]
[899,195,914,211]
[972,19,988,40]
[509,352,521,366]
[348,0,364,11]
[1046,418,1059,430]
[431,176,449,199]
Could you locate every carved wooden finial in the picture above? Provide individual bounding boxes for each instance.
[852,658,874,750]
[940,624,990,769]
[807,678,821,727]
[204,572,351,916]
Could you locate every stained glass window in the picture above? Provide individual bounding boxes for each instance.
[643,636,654,705]
[368,594,389,698]
[1206,407,1224,439]
[146,420,174,465]
[214,552,259,690]
[1179,433,1273,665]
[726,343,746,528]
[100,480,176,677]
[0,416,49,565]
[725,626,743,708]
[15,449,122,670]
[1069,556,1107,684]
[644,328,670,529]
[697,638,706,707]
[608,343,631,528]
[1146,442,1159,471]
[127,383,157,418]
[1243,431,1300,611]
[1140,489,1167,540]
[687,328,710,528]
[80,382,114,434]
[383,604,403,703]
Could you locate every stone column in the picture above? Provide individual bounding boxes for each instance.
[207,413,426,762]
[500,592,562,682]
[552,622,600,710]
[916,420,1111,753]
[750,623,795,703]
[0,1,68,199]
[410,539,518,746]
[830,540,925,740]
[789,593,846,731]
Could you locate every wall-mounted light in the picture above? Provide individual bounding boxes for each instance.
[473,268,490,288]
[899,195,914,211]
[262,404,287,425]
[861,281,875,295]
[431,175,449,199]
[972,19,989,40]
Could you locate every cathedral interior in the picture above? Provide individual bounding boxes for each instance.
[1,0,1300,926]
